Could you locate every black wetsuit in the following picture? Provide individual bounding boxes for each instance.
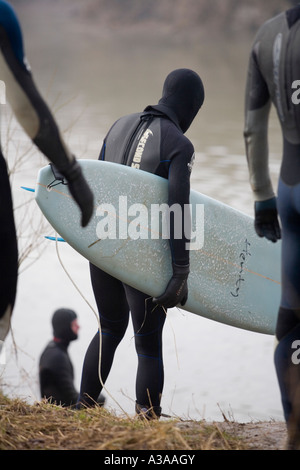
[39,309,79,407]
[78,69,204,416]
[244,4,300,443]
[39,339,78,407]
[0,1,93,341]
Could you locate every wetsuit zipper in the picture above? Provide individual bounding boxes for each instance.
[122,114,154,165]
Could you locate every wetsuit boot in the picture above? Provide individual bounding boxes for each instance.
[135,401,162,420]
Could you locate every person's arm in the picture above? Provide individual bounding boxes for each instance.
[153,138,193,308]
[244,43,281,242]
[167,144,192,266]
[244,45,274,201]
[0,2,93,226]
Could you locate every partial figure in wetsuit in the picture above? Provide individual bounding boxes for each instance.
[39,308,105,407]
[77,69,205,418]
[39,309,80,407]
[244,4,300,449]
[0,1,94,342]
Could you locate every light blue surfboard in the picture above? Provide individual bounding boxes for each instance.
[35,159,281,335]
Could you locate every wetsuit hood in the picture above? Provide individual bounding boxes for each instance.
[52,308,78,343]
[148,68,204,133]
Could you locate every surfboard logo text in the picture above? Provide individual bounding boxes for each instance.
[231,239,251,297]
[95,196,204,251]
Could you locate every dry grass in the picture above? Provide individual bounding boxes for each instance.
[0,393,249,451]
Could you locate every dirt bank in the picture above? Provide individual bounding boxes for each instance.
[0,395,288,450]
[213,420,287,450]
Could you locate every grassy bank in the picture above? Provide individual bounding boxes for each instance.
[0,394,286,450]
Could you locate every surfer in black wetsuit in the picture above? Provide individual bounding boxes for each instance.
[77,68,205,418]
[244,4,300,449]
[39,308,105,408]
[39,309,80,407]
[0,1,94,342]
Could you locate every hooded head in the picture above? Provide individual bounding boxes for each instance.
[153,68,205,133]
[52,308,78,343]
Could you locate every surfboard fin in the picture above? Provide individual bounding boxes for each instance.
[21,186,35,192]
[45,236,65,242]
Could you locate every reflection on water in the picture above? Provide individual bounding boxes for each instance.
[0,2,284,423]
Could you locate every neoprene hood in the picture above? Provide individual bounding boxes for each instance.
[154,68,204,133]
[52,308,78,342]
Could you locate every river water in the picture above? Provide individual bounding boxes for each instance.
[0,2,285,423]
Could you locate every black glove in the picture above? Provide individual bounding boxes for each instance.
[153,263,189,309]
[60,160,94,227]
[254,197,281,243]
